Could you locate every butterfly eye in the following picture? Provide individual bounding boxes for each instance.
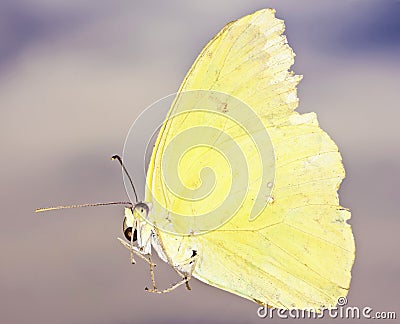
[134,202,149,217]
[124,227,137,242]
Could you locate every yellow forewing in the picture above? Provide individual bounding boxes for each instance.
[145,9,355,309]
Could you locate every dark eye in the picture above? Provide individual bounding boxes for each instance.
[124,227,137,242]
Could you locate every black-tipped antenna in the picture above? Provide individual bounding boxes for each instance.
[111,155,138,203]
[35,201,133,213]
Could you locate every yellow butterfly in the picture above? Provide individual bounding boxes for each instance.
[123,8,355,309]
[38,8,355,310]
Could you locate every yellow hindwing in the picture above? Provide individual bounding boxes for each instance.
[146,8,355,309]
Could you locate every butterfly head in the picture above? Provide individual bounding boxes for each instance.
[122,202,150,242]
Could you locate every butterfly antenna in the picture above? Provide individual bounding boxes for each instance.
[35,201,133,213]
[111,154,139,203]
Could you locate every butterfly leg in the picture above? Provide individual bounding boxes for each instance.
[144,253,158,291]
[117,237,154,266]
[144,262,195,294]
[174,251,198,291]
[144,252,198,294]
[145,227,199,294]
[145,276,190,294]
[117,237,163,291]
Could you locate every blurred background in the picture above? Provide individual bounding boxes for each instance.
[1,0,399,323]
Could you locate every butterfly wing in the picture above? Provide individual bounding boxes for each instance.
[145,8,355,309]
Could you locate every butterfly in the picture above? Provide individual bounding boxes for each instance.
[37,8,355,310]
